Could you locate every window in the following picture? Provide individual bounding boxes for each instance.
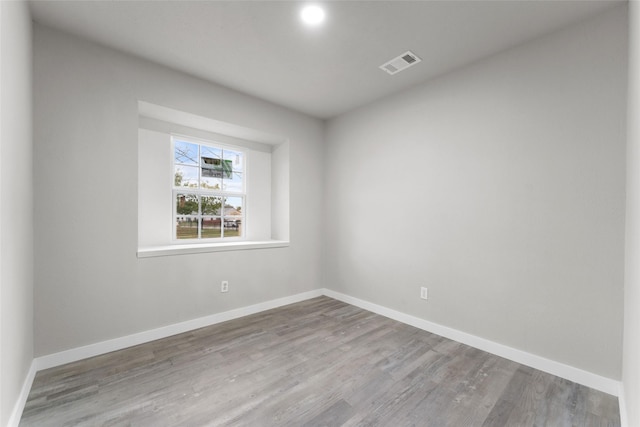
[137,102,290,257]
[173,137,245,241]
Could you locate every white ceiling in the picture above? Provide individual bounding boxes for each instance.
[28,0,623,119]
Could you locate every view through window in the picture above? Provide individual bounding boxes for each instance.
[173,137,245,240]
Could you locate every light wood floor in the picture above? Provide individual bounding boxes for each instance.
[20,296,620,426]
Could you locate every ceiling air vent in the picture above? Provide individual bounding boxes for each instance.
[379,51,421,75]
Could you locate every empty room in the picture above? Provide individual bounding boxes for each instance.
[2,0,640,426]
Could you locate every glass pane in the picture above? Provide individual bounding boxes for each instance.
[223,149,244,172]
[201,176,222,190]
[200,146,224,188]
[201,217,222,239]
[223,217,242,238]
[201,145,222,160]
[223,171,243,192]
[174,140,199,165]
[176,217,198,239]
[223,197,243,217]
[200,146,224,175]
[176,193,199,215]
[175,165,199,188]
[201,196,222,215]
[223,196,243,237]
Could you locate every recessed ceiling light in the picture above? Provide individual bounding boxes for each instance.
[300,5,325,26]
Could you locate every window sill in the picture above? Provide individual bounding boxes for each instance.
[137,240,289,258]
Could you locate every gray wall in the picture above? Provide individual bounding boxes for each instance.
[0,1,34,425]
[624,1,640,425]
[324,6,627,379]
[33,25,324,356]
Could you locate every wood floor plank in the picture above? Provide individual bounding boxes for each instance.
[20,296,620,426]
[481,398,516,427]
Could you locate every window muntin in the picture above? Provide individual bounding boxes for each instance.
[173,137,245,241]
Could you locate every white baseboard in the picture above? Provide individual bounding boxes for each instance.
[7,360,37,427]
[322,289,621,397]
[35,289,323,371]
[618,383,628,427]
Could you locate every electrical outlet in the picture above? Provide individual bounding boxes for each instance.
[420,287,428,300]
[221,280,229,293]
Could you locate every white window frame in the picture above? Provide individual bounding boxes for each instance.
[171,135,246,243]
